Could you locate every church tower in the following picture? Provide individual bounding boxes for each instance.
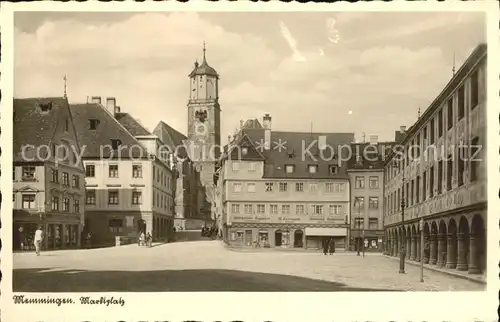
[186,43,221,212]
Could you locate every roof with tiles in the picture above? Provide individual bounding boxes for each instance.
[13,97,73,162]
[115,112,151,136]
[70,103,150,159]
[153,121,188,159]
[228,128,355,179]
[346,142,396,171]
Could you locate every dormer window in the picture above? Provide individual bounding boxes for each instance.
[89,119,100,130]
[329,165,338,175]
[242,147,248,155]
[285,165,295,173]
[111,139,122,150]
[356,155,363,163]
[308,164,318,174]
[39,102,53,112]
[287,149,295,159]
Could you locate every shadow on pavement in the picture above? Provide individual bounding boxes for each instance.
[14,268,397,292]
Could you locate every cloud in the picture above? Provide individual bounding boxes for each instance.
[14,12,485,142]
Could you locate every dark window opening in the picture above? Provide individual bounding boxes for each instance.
[89,119,100,130]
[438,109,443,137]
[422,171,427,202]
[447,99,453,130]
[447,157,453,191]
[437,160,443,195]
[111,139,122,150]
[470,137,480,182]
[471,71,479,109]
[458,86,465,120]
[429,166,434,198]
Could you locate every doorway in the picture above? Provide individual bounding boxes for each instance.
[275,230,282,247]
[137,220,146,234]
[294,230,304,248]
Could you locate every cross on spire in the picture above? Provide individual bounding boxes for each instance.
[63,75,67,98]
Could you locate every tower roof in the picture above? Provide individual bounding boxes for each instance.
[189,42,219,78]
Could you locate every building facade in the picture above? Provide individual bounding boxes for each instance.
[383,43,487,275]
[71,97,175,246]
[221,115,353,249]
[13,97,86,250]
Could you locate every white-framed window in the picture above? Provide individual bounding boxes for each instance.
[369,176,379,189]
[85,190,96,205]
[355,176,365,189]
[296,204,305,214]
[354,218,364,229]
[270,204,278,214]
[51,196,59,211]
[308,164,318,174]
[312,205,323,215]
[62,197,70,212]
[329,204,341,215]
[265,182,274,192]
[354,197,365,210]
[326,183,334,193]
[109,165,119,178]
[232,162,240,172]
[279,182,288,192]
[247,183,256,193]
[369,197,379,209]
[22,194,36,209]
[233,183,242,192]
[248,162,256,172]
[108,190,119,205]
[132,191,142,205]
[231,204,240,213]
[132,164,143,178]
[286,165,295,173]
[369,218,378,229]
[281,205,290,214]
[244,204,253,214]
[295,182,304,192]
[257,204,265,214]
[74,199,80,213]
[309,183,317,193]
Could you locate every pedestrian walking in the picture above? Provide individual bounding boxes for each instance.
[146,231,153,247]
[86,232,92,249]
[322,237,328,255]
[34,226,44,256]
[138,231,145,246]
[328,238,335,255]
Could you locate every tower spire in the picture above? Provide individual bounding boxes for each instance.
[452,51,456,76]
[202,41,207,63]
[418,106,421,119]
[63,75,67,98]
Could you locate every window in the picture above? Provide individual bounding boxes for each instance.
[308,165,318,174]
[51,196,59,211]
[62,197,70,212]
[233,183,242,192]
[153,166,156,180]
[415,177,420,204]
[406,182,410,207]
[368,197,379,209]
[157,168,160,182]
[368,218,378,229]
[354,218,364,229]
[132,191,142,205]
[296,205,305,214]
[309,183,317,193]
[279,182,288,192]
[447,99,453,130]
[397,189,400,209]
[109,165,119,178]
[281,205,290,214]
[471,71,479,109]
[355,176,365,189]
[415,134,421,158]
[458,146,465,187]
[270,205,278,214]
[72,175,80,188]
[295,182,304,192]
[244,204,253,214]
[86,165,95,177]
[248,162,256,172]
[285,165,295,173]
[429,166,434,198]
[447,157,453,191]
[109,219,123,233]
[265,182,274,192]
[470,137,480,182]
[74,199,80,213]
[231,204,240,213]
[108,190,119,205]
[110,139,121,150]
[329,165,338,175]
[312,205,323,215]
[62,172,69,186]
[232,162,240,171]
[438,109,443,138]
[22,194,36,209]
[51,169,59,183]
[430,118,435,144]
[132,165,142,178]
[329,205,341,215]
[89,119,99,130]
[325,183,334,193]
[22,166,36,181]
[422,171,427,201]
[86,190,96,205]
[354,197,364,211]
[438,160,443,194]
[257,204,265,214]
[369,176,379,189]
[247,183,256,193]
[458,86,465,120]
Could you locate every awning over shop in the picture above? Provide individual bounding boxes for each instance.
[305,227,346,236]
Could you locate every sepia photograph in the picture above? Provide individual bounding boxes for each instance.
[9,8,490,297]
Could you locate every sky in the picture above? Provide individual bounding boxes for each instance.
[14,11,485,142]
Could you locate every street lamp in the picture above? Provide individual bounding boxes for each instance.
[396,145,406,274]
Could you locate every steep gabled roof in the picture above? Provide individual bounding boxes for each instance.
[115,112,151,136]
[243,118,263,129]
[228,133,265,161]
[230,128,355,179]
[153,121,188,159]
[70,103,150,159]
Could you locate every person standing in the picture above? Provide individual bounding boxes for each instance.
[328,238,335,255]
[322,237,328,255]
[34,226,44,256]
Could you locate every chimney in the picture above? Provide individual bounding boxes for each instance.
[91,96,101,104]
[263,114,272,150]
[318,135,327,150]
[106,97,116,116]
[240,120,244,129]
[400,125,407,133]
[115,106,121,115]
[369,135,378,145]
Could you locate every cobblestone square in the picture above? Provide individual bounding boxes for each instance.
[13,241,485,292]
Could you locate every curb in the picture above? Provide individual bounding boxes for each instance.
[382,255,486,284]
